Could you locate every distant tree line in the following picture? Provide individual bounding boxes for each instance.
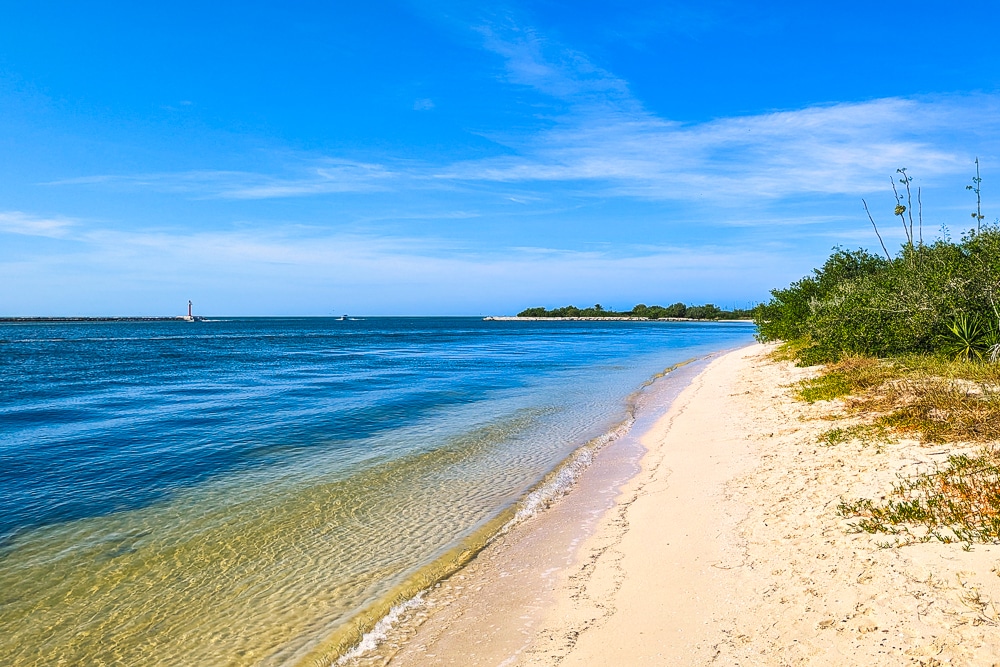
[517,303,754,320]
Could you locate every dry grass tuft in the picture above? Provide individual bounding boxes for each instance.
[797,354,1000,444]
[873,380,1000,443]
[797,355,898,403]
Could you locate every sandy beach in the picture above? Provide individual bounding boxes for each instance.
[346,343,1000,666]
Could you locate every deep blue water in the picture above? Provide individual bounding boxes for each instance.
[0,317,755,540]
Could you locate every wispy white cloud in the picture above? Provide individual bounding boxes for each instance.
[0,211,77,238]
[457,96,984,197]
[49,91,993,208]
[46,160,397,199]
[475,19,634,107]
[441,18,999,202]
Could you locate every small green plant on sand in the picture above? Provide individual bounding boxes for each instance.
[838,448,1000,545]
[818,423,890,447]
[799,374,853,402]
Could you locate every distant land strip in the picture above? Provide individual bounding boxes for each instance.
[0,316,204,323]
[507,302,756,321]
[484,316,752,321]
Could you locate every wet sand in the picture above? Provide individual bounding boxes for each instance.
[341,344,1000,666]
[336,354,715,666]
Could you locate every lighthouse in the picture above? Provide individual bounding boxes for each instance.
[188,300,193,318]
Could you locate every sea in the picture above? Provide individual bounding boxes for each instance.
[0,317,754,666]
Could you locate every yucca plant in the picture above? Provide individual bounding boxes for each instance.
[943,313,986,361]
[982,319,1000,363]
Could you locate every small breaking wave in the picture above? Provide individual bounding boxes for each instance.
[333,593,427,665]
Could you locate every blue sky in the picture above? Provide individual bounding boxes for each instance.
[2,1,999,315]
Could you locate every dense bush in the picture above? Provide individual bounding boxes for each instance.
[755,226,1000,362]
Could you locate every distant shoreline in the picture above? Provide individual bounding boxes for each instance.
[483,316,754,322]
[0,316,204,323]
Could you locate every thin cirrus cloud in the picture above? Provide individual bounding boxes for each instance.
[46,160,398,200]
[43,94,993,207]
[0,211,77,238]
[474,20,634,104]
[0,206,776,279]
[0,215,784,315]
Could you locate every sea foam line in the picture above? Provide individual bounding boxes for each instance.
[333,592,427,665]
[500,415,634,533]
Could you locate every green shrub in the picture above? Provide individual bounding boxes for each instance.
[755,226,1000,361]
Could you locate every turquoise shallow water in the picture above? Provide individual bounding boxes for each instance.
[0,317,754,665]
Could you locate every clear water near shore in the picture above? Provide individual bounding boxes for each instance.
[0,317,753,665]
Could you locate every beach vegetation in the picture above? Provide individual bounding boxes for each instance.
[818,423,890,447]
[763,164,1000,544]
[799,353,1000,444]
[755,165,1000,364]
[769,337,818,362]
[797,354,897,402]
[942,313,989,361]
[755,227,1000,364]
[838,448,1000,545]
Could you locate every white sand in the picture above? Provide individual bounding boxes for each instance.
[363,344,1000,666]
